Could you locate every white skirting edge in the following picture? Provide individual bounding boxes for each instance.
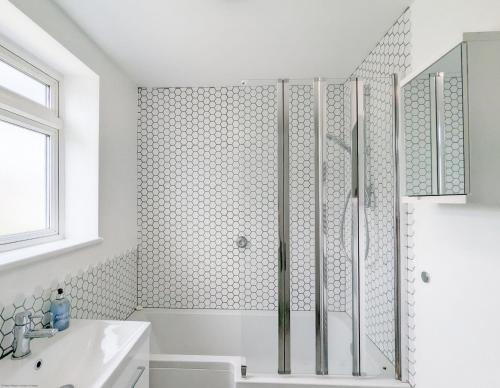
[149,354,410,387]
[150,353,244,372]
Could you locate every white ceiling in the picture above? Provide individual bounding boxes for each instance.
[53,0,412,86]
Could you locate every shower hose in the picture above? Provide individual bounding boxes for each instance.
[339,189,370,263]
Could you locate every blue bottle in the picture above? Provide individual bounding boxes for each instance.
[50,288,70,331]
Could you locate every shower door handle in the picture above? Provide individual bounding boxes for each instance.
[278,241,286,272]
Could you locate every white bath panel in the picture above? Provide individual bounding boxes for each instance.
[150,368,232,388]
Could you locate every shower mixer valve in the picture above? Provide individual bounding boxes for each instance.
[237,236,248,249]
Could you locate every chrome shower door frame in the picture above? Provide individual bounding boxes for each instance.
[430,72,446,194]
[313,78,329,375]
[351,75,403,379]
[393,73,404,381]
[350,78,366,377]
[276,76,403,380]
[277,79,291,375]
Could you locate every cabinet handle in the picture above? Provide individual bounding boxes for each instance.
[131,366,146,387]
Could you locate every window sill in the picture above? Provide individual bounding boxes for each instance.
[0,237,103,272]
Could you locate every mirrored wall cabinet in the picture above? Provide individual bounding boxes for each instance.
[401,43,469,202]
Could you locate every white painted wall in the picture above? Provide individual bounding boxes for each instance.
[0,0,137,304]
[411,0,500,72]
[410,1,500,387]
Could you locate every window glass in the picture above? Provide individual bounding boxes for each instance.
[0,59,48,106]
[0,120,48,236]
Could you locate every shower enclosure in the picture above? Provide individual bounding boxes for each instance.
[136,74,403,383]
[238,75,401,378]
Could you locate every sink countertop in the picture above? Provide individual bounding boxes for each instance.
[0,319,150,388]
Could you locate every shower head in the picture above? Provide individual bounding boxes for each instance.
[326,133,351,154]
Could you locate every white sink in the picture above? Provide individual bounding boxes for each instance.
[0,319,150,388]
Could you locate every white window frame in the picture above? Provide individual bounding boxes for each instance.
[0,44,62,252]
[0,45,59,114]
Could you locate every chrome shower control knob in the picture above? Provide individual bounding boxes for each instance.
[237,236,248,249]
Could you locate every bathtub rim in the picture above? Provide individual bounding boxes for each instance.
[129,308,395,377]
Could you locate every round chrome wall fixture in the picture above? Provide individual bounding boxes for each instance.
[421,271,431,283]
[237,236,248,249]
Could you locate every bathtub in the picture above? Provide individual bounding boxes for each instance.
[129,309,406,388]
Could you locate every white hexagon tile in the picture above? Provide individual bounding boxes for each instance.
[0,249,137,359]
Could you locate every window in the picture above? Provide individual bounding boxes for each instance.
[0,44,60,250]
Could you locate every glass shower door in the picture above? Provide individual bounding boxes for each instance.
[357,76,399,377]
[287,80,316,374]
[238,81,280,374]
[236,76,400,378]
[287,78,354,375]
[320,76,400,378]
[323,79,355,375]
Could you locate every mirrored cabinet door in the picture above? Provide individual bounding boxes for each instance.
[401,43,469,197]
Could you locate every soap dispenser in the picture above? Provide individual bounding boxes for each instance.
[50,288,71,331]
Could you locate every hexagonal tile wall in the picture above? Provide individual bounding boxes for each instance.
[404,77,432,196]
[137,84,349,313]
[137,86,278,310]
[288,83,316,312]
[404,204,417,387]
[0,249,137,359]
[325,83,349,312]
[443,76,465,194]
[139,85,327,311]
